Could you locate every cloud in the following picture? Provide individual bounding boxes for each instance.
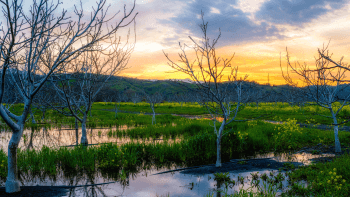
[255,0,346,26]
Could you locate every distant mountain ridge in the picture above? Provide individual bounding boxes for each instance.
[99,75,350,102]
[99,75,289,101]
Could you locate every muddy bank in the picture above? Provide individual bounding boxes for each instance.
[152,144,350,176]
[179,158,303,175]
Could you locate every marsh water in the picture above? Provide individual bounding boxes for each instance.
[0,123,179,153]
[0,124,336,197]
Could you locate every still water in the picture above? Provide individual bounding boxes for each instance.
[0,124,180,154]
[0,125,335,197]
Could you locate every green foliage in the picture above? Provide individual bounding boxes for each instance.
[273,118,303,150]
[286,153,350,196]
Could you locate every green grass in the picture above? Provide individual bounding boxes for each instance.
[1,117,349,178]
[92,101,209,115]
[3,101,350,131]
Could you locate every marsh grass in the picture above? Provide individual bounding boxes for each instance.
[0,118,349,181]
[92,101,209,115]
[2,102,350,196]
[107,118,212,141]
[203,153,350,196]
[3,101,350,132]
[284,152,350,197]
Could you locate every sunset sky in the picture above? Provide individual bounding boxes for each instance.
[28,0,350,85]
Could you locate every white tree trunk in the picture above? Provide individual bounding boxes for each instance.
[6,129,23,193]
[331,112,341,153]
[334,125,341,153]
[80,116,88,146]
[216,135,222,167]
[115,104,119,119]
[27,128,35,150]
[215,120,226,167]
[150,103,156,125]
[75,118,79,145]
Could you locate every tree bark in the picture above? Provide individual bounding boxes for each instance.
[216,135,222,167]
[215,120,225,168]
[334,125,341,153]
[81,115,88,146]
[115,102,119,119]
[6,129,23,193]
[75,118,79,146]
[150,103,156,125]
[27,128,35,150]
[331,110,341,153]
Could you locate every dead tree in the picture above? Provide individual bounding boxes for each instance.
[51,35,135,146]
[0,0,137,193]
[280,40,350,153]
[106,91,128,118]
[141,91,163,125]
[163,12,268,167]
[131,93,142,105]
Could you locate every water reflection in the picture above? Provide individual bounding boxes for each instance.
[0,121,337,196]
[0,150,335,197]
[0,124,181,154]
[235,152,335,166]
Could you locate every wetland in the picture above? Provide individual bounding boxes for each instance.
[1,102,350,196]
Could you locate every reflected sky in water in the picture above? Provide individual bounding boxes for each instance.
[0,122,336,196]
[0,123,180,154]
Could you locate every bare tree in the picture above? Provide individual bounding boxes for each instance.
[141,91,163,125]
[250,89,264,110]
[106,91,128,118]
[131,93,142,105]
[50,35,135,146]
[31,83,57,123]
[0,0,137,193]
[280,40,350,153]
[163,12,268,167]
[173,93,186,108]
